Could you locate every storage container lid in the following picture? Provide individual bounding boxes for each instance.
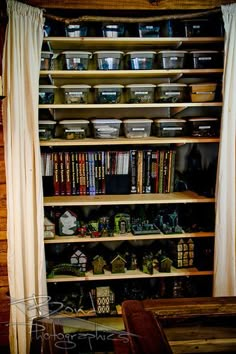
[39,85,57,89]
[41,51,53,56]
[94,51,124,55]
[123,119,153,123]
[189,83,217,87]
[59,119,90,124]
[190,50,219,54]
[126,84,156,88]
[126,51,156,55]
[188,118,218,121]
[94,84,124,88]
[61,51,92,55]
[157,83,187,87]
[61,84,91,88]
[38,120,56,125]
[91,119,122,123]
[157,50,187,54]
[154,119,186,123]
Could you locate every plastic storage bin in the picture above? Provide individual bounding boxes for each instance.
[39,85,57,104]
[65,23,88,37]
[102,23,125,37]
[138,23,160,37]
[60,51,92,70]
[58,119,90,139]
[94,84,123,104]
[126,51,156,70]
[38,120,56,140]
[189,83,217,102]
[188,118,219,137]
[156,83,187,103]
[123,119,153,138]
[157,51,187,69]
[61,85,91,104]
[94,51,124,70]
[182,19,211,37]
[91,119,121,138]
[154,119,186,137]
[190,51,222,69]
[126,84,155,103]
[40,51,53,70]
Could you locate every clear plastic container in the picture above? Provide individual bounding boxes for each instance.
[94,51,124,70]
[126,84,155,103]
[154,119,186,137]
[61,85,91,104]
[38,120,56,140]
[60,51,92,70]
[39,85,57,104]
[138,23,160,37]
[189,83,217,102]
[65,24,88,37]
[188,118,219,137]
[123,119,153,138]
[102,23,125,37]
[156,83,187,103]
[182,19,211,37]
[58,119,90,139]
[94,84,124,104]
[190,51,222,69]
[40,51,53,70]
[157,51,187,69]
[126,51,156,70]
[91,119,121,138]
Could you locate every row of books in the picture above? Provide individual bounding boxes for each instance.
[41,149,176,196]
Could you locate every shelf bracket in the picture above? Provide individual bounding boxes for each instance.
[170,106,188,117]
[170,73,183,83]
[175,41,183,49]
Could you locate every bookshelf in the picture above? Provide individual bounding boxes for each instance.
[40,32,223,312]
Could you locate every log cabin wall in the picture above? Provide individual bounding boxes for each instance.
[0,0,232,351]
[0,1,9,352]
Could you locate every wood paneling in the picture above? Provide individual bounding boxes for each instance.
[21,0,236,10]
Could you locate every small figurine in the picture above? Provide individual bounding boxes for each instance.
[114,213,131,234]
[158,255,172,273]
[142,254,153,275]
[59,210,78,236]
[44,217,55,239]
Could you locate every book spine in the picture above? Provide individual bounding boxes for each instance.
[81,152,86,195]
[158,150,165,194]
[85,152,90,195]
[137,150,143,194]
[71,151,77,195]
[75,152,80,195]
[101,151,105,194]
[130,150,137,194]
[170,150,176,193]
[64,151,71,196]
[58,152,65,195]
[144,150,152,194]
[53,152,60,196]
[163,150,170,194]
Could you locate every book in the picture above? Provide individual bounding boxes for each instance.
[58,152,65,195]
[130,150,137,193]
[64,151,71,196]
[53,152,60,196]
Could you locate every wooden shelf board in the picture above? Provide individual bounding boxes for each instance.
[44,191,215,206]
[43,37,224,51]
[40,68,223,79]
[46,267,214,283]
[44,232,215,244]
[40,137,220,147]
[39,102,223,109]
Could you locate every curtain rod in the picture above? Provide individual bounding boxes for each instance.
[44,7,221,24]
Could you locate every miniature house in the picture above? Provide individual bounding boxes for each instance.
[70,248,87,273]
[111,254,126,273]
[44,217,55,239]
[92,255,106,274]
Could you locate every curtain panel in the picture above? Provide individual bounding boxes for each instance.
[214,4,236,295]
[2,1,47,353]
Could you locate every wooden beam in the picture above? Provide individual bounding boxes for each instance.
[21,0,236,10]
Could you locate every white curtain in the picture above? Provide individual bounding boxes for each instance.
[2,1,47,353]
[214,4,236,296]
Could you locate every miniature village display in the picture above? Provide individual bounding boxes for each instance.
[111,254,126,273]
[92,255,106,274]
[44,217,55,239]
[96,286,110,315]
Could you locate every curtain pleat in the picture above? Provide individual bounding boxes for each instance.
[214,4,236,296]
[2,1,47,353]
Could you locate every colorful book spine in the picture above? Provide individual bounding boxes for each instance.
[130,150,137,193]
[53,152,60,196]
[58,152,65,195]
[64,151,71,196]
